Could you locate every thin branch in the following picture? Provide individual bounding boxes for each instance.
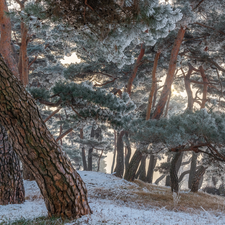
[70,105,86,119]
[56,127,73,142]
[94,77,117,87]
[194,22,225,36]
[44,107,61,123]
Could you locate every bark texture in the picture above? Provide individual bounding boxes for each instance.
[0,55,91,218]
[0,124,25,205]
[124,150,142,181]
[23,163,35,181]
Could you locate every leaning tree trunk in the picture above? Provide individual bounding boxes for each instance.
[0,124,25,205]
[114,130,125,178]
[170,152,181,193]
[191,166,207,193]
[188,152,197,189]
[124,150,142,181]
[0,55,91,218]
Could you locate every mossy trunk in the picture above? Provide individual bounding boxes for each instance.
[0,55,91,218]
[0,124,25,205]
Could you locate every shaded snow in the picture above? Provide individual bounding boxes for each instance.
[0,171,225,224]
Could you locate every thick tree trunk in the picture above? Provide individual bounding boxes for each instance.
[124,150,142,181]
[0,55,91,218]
[152,27,186,119]
[0,124,25,205]
[138,155,147,182]
[115,130,125,178]
[170,152,181,193]
[191,166,206,192]
[188,152,197,189]
[146,154,157,183]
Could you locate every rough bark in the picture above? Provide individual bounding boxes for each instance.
[115,130,125,178]
[0,124,25,205]
[124,150,142,181]
[152,27,186,119]
[23,163,35,181]
[0,55,91,218]
[127,43,145,95]
[0,0,20,79]
[146,52,160,120]
[191,166,207,192]
[146,154,157,183]
[170,152,181,193]
[188,152,197,189]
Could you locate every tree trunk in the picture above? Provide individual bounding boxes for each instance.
[155,174,166,185]
[111,130,117,174]
[114,130,125,178]
[165,175,171,186]
[138,155,147,182]
[191,166,207,192]
[146,52,160,120]
[124,150,142,181]
[199,66,208,108]
[170,152,181,193]
[146,154,157,183]
[0,0,20,79]
[80,129,87,171]
[152,27,186,119]
[0,55,91,218]
[124,133,131,172]
[88,148,93,171]
[0,124,25,205]
[188,152,197,189]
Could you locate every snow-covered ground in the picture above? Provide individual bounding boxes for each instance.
[1,171,225,224]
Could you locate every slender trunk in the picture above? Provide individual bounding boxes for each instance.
[115,130,125,178]
[155,174,166,185]
[80,129,87,171]
[111,130,117,174]
[184,64,194,111]
[88,148,93,171]
[146,52,160,120]
[0,0,19,79]
[124,150,142,181]
[152,27,186,119]
[0,55,91,218]
[165,175,171,186]
[97,150,103,172]
[199,66,208,108]
[164,89,171,117]
[0,124,25,205]
[170,152,181,193]
[188,152,197,189]
[124,133,131,172]
[127,43,145,95]
[18,22,29,86]
[191,166,207,192]
[138,155,147,182]
[146,154,157,183]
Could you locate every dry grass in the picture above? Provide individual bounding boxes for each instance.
[89,179,225,214]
